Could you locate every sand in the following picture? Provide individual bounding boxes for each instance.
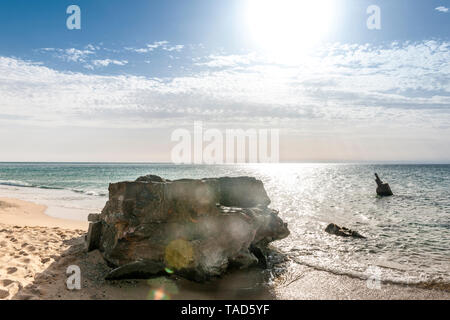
[0,198,87,299]
[0,197,448,300]
[0,198,87,230]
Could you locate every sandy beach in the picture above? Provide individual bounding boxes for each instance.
[0,198,85,299]
[0,196,448,300]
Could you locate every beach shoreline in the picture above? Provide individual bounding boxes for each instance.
[0,196,448,300]
[0,197,88,230]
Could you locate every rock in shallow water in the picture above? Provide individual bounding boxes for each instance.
[86,175,290,281]
[325,223,366,239]
[375,173,394,197]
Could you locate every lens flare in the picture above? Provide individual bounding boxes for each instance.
[165,239,194,270]
[165,267,174,274]
[148,287,169,300]
[147,277,179,300]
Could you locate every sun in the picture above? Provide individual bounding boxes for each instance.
[245,0,336,58]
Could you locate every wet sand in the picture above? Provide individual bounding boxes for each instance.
[0,197,448,300]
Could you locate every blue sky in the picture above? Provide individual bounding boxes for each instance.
[0,0,449,162]
[1,0,449,76]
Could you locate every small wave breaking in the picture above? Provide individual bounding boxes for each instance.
[0,180,107,197]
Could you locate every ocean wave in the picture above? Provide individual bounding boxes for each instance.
[36,185,64,190]
[0,180,34,188]
[71,189,107,197]
[288,255,450,290]
[0,180,107,197]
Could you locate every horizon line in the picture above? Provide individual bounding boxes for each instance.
[0,161,449,165]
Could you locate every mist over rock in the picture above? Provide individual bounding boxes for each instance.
[86,175,289,281]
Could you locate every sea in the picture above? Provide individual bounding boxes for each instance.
[0,162,448,287]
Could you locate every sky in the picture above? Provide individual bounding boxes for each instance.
[0,0,449,162]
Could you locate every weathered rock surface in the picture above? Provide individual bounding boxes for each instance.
[105,260,165,280]
[87,213,100,222]
[86,175,289,281]
[325,223,366,239]
[86,221,102,252]
[375,173,393,197]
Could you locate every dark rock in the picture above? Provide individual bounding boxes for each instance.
[229,249,259,269]
[135,174,166,183]
[376,184,393,197]
[88,213,100,222]
[105,260,165,280]
[86,221,102,251]
[375,173,393,196]
[213,177,271,208]
[249,244,267,269]
[325,223,366,239]
[89,175,289,281]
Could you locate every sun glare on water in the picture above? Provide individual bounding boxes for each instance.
[245,0,336,59]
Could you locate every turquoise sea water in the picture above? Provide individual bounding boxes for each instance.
[0,163,449,286]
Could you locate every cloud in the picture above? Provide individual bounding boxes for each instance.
[1,40,449,137]
[85,44,101,51]
[39,45,130,69]
[195,53,259,67]
[126,41,184,53]
[147,41,169,50]
[435,6,449,13]
[91,59,128,68]
[40,47,95,63]
[164,44,185,52]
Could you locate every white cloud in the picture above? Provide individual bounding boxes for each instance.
[85,44,101,51]
[53,48,95,63]
[38,47,96,64]
[39,46,130,69]
[1,40,449,136]
[148,41,169,50]
[164,44,185,52]
[91,59,128,68]
[435,6,449,13]
[126,41,184,53]
[195,53,259,67]
[2,40,450,161]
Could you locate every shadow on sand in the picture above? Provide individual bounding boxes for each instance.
[13,235,278,300]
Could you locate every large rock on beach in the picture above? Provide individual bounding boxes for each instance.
[86,175,289,281]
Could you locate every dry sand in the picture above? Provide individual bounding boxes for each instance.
[0,197,449,300]
[0,198,86,299]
